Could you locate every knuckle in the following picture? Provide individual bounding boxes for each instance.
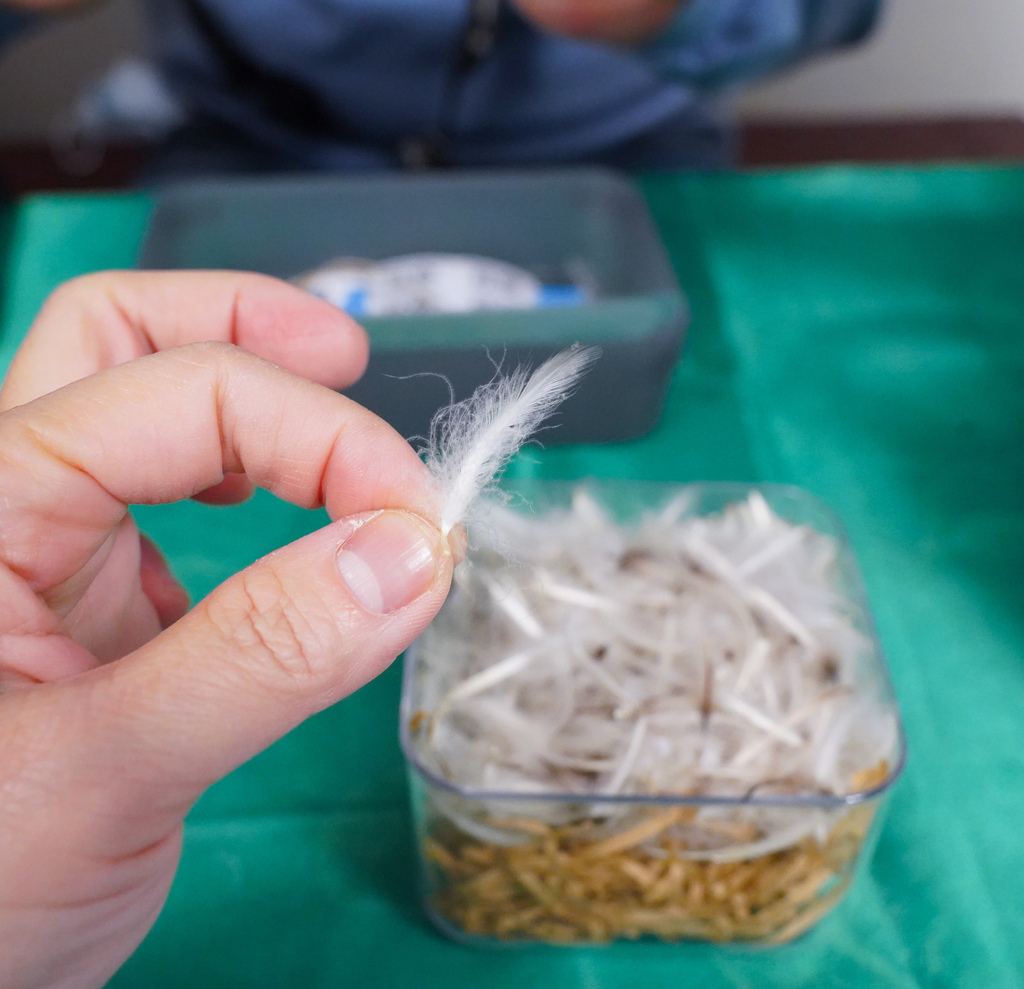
[165,341,270,384]
[47,271,106,302]
[169,339,239,364]
[43,271,131,319]
[208,566,333,692]
[32,274,102,326]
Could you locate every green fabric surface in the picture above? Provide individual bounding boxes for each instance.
[1,168,1022,986]
[0,203,13,310]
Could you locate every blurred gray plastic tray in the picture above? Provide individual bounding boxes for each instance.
[138,168,687,444]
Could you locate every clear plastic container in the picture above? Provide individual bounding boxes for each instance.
[401,481,905,946]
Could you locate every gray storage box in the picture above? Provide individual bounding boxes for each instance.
[138,168,687,444]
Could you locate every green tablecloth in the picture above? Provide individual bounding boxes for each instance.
[2,167,1023,987]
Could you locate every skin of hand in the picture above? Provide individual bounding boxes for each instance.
[0,271,455,989]
[511,0,685,45]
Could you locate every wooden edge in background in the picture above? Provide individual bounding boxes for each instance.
[1,117,1022,196]
[739,115,1024,167]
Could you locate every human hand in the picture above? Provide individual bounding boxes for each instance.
[512,0,685,45]
[0,272,454,989]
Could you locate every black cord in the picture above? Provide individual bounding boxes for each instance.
[399,0,502,168]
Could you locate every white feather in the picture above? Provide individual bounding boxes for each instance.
[425,346,600,534]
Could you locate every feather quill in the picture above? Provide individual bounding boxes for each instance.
[425,345,600,534]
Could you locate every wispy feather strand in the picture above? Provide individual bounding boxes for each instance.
[425,346,601,534]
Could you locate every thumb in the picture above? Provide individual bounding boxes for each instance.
[18,507,452,856]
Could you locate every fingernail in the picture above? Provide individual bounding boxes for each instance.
[336,512,442,615]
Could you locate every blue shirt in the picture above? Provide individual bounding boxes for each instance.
[0,10,30,45]
[2,0,880,170]
[142,0,879,169]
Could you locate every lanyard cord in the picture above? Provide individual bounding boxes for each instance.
[401,0,503,167]
[459,0,503,68]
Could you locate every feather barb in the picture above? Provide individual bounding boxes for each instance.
[425,346,600,533]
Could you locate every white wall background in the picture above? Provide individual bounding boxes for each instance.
[1,0,1023,139]
[738,0,1024,119]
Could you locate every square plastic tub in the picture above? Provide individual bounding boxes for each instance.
[400,480,905,946]
[137,168,687,444]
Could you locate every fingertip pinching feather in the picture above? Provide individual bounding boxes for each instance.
[425,345,601,534]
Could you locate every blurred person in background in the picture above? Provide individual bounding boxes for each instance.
[0,0,881,176]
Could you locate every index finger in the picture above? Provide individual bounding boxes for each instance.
[0,342,438,596]
[0,270,369,411]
